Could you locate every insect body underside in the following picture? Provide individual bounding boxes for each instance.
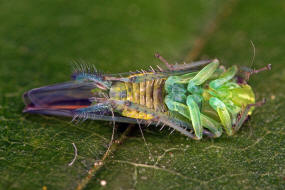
[109,77,167,120]
[23,56,270,140]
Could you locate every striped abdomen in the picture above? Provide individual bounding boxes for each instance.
[109,76,167,120]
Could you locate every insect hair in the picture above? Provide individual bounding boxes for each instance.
[71,59,104,77]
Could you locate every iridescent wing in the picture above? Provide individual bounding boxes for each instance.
[23,81,96,115]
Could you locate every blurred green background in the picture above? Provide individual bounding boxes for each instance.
[0,0,284,189]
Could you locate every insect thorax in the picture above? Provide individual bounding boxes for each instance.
[164,70,256,125]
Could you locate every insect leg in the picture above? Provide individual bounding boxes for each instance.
[154,53,171,70]
[187,59,220,93]
[74,103,110,113]
[155,53,212,71]
[165,96,223,138]
[209,97,233,136]
[72,101,156,126]
[104,59,218,84]
[201,114,223,138]
[209,65,238,89]
[109,100,198,139]
[233,98,266,133]
[186,95,203,139]
[242,64,271,81]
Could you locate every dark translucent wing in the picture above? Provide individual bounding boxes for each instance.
[22,81,146,124]
[23,81,96,114]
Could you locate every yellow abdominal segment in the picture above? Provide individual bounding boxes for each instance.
[109,74,167,120]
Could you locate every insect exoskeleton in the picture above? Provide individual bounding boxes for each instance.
[109,76,167,120]
[23,55,270,140]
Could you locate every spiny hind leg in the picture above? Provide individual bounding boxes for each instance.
[73,102,118,153]
[72,103,111,122]
[109,100,199,139]
[233,98,266,133]
[73,100,219,139]
[155,52,213,71]
[72,102,147,124]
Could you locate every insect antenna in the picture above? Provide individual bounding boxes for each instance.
[242,41,271,81]
[249,40,256,70]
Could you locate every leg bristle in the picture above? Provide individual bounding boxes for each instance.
[156,65,163,72]
[149,66,155,73]
[146,122,152,127]
[155,121,161,127]
[160,124,166,131]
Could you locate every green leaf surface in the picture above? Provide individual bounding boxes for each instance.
[0,0,284,189]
